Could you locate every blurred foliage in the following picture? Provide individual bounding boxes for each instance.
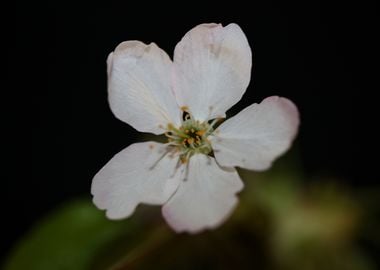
[3,154,379,270]
[2,199,171,270]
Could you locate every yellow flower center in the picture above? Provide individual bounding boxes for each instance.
[165,112,220,163]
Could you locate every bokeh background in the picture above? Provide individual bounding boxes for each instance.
[4,2,376,269]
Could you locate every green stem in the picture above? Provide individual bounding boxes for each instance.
[107,225,174,270]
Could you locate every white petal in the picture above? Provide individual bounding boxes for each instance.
[91,142,182,219]
[108,41,182,134]
[106,52,113,77]
[210,96,300,171]
[173,23,252,121]
[162,154,243,233]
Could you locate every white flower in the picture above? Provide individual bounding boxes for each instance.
[91,23,299,233]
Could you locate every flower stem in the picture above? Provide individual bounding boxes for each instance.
[107,225,174,270]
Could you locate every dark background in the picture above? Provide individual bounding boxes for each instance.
[5,1,373,261]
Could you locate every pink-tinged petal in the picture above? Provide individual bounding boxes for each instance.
[210,96,300,171]
[91,142,182,219]
[162,154,243,233]
[108,41,181,134]
[173,23,252,121]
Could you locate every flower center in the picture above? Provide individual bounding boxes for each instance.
[165,113,219,163]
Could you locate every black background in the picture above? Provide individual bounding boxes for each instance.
[4,1,374,260]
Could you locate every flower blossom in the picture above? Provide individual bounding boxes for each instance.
[91,23,299,233]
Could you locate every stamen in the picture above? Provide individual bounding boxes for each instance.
[149,147,171,170]
[164,132,178,139]
[183,157,191,181]
[180,106,189,111]
[205,118,222,135]
[164,111,214,161]
[166,141,182,147]
[170,156,184,178]
[196,130,205,136]
[209,118,220,129]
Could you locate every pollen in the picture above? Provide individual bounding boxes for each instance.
[180,106,189,111]
[180,156,188,163]
[196,130,206,136]
[164,111,217,162]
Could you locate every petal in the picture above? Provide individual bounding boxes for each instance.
[173,23,252,121]
[162,154,243,233]
[108,41,182,134]
[210,96,300,171]
[91,142,182,219]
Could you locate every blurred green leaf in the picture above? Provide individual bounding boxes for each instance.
[3,198,137,270]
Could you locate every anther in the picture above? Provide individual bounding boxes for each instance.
[196,130,205,136]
